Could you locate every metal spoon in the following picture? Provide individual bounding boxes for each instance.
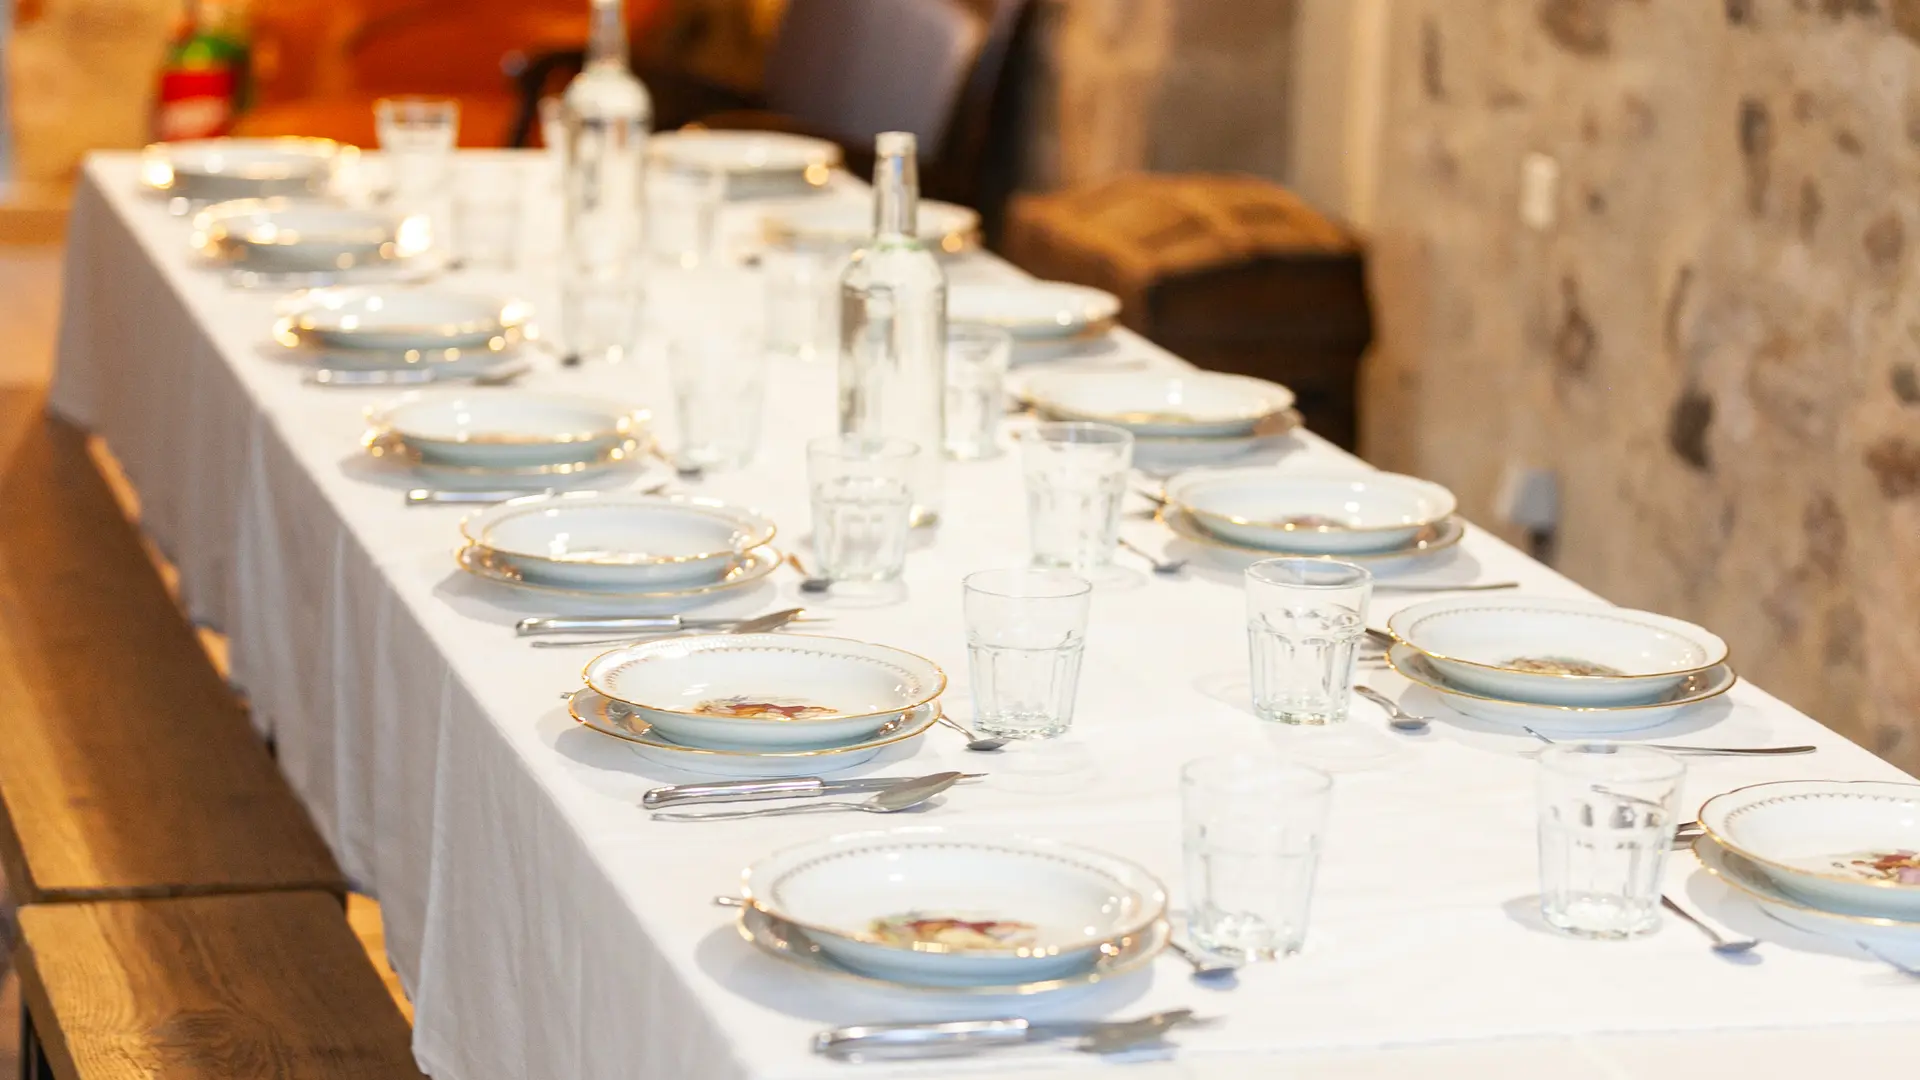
[1119,537,1187,575]
[1354,685,1431,733]
[1372,581,1521,593]
[650,772,959,821]
[785,553,832,594]
[1167,939,1242,980]
[1661,896,1760,955]
[937,712,1007,752]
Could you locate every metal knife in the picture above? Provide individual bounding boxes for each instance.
[642,771,983,810]
[518,607,815,637]
[813,1009,1205,1061]
[304,359,530,388]
[409,479,667,507]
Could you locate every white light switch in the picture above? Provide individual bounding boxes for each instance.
[1521,152,1560,230]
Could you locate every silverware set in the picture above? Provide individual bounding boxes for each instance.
[646,771,968,822]
[306,358,531,387]
[813,1009,1211,1061]
[522,607,818,647]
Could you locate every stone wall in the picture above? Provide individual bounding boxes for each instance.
[1363,0,1920,770]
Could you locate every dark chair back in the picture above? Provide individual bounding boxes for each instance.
[760,0,986,154]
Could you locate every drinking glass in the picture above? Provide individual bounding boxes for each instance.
[374,96,459,196]
[560,269,643,365]
[1182,754,1332,959]
[1019,422,1133,571]
[1245,558,1370,725]
[963,568,1092,740]
[808,435,918,582]
[668,329,769,471]
[1537,743,1684,939]
[944,324,1011,460]
[648,164,728,267]
[763,249,841,361]
[452,159,523,269]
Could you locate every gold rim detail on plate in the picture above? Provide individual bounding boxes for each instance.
[363,430,647,476]
[1692,836,1920,929]
[1385,602,1731,686]
[1024,377,1293,430]
[1697,781,1920,894]
[583,634,947,726]
[456,543,783,600]
[142,137,341,184]
[273,318,527,358]
[1168,474,1456,537]
[1134,409,1303,446]
[568,687,939,757]
[1386,644,1736,714]
[459,493,777,571]
[1158,506,1467,563]
[364,399,647,448]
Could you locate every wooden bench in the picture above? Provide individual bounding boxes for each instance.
[12,892,423,1079]
[0,391,344,904]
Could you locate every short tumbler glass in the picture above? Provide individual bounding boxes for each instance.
[452,159,523,269]
[668,331,769,471]
[1182,754,1333,959]
[808,435,918,583]
[1537,743,1684,939]
[963,568,1092,740]
[1020,422,1133,572]
[944,324,1012,460]
[374,96,459,195]
[763,249,841,361]
[1245,558,1371,725]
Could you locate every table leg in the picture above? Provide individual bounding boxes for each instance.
[19,1002,51,1080]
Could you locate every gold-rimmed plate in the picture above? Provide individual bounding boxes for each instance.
[1387,643,1735,734]
[1159,505,1466,571]
[364,430,650,482]
[365,389,649,468]
[568,687,939,776]
[457,543,782,606]
[736,903,1168,995]
[1023,370,1295,438]
[461,492,778,590]
[1693,836,1920,961]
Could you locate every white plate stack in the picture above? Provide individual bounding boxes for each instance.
[273,287,535,379]
[457,491,784,608]
[1696,780,1920,964]
[731,827,1171,993]
[1021,370,1302,471]
[568,634,946,776]
[950,281,1123,362]
[142,137,344,204]
[191,198,430,278]
[1382,596,1736,733]
[1160,467,1465,571]
[363,389,653,486]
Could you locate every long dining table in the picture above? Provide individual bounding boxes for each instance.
[47,151,1920,1079]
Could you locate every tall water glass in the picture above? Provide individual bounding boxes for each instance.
[963,568,1091,740]
[668,330,768,471]
[764,249,840,361]
[1020,422,1133,571]
[648,164,728,266]
[808,435,918,582]
[945,324,1011,459]
[374,96,459,197]
[1182,754,1332,959]
[1537,744,1684,939]
[452,159,523,269]
[560,269,643,365]
[1245,558,1370,725]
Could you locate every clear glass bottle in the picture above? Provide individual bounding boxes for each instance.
[560,0,652,363]
[838,132,947,525]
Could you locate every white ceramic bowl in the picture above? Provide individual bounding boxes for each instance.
[1700,781,1920,919]
[761,197,980,253]
[1694,837,1920,962]
[1165,469,1457,555]
[461,492,776,589]
[1160,506,1466,573]
[569,688,939,777]
[276,287,531,352]
[192,200,425,272]
[1388,596,1729,707]
[583,634,945,751]
[367,390,647,468]
[1024,371,1295,438]
[947,282,1122,341]
[650,130,838,196]
[742,827,1168,986]
[1388,643,1735,734]
[457,544,782,612]
[141,137,340,201]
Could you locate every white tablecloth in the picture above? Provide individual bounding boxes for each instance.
[50,153,1920,1080]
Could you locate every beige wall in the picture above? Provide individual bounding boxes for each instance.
[1362,0,1920,770]
[9,0,174,186]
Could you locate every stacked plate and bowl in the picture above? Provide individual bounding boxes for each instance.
[363,389,653,488]
[1694,779,1920,963]
[649,130,841,199]
[950,281,1124,362]
[272,286,534,383]
[566,634,945,777]
[142,136,346,205]
[729,826,1171,994]
[1158,467,1464,570]
[1022,369,1301,471]
[190,198,435,283]
[1382,597,1736,733]
[761,197,982,256]
[456,491,784,609]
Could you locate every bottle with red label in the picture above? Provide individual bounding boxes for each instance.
[154,0,251,142]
